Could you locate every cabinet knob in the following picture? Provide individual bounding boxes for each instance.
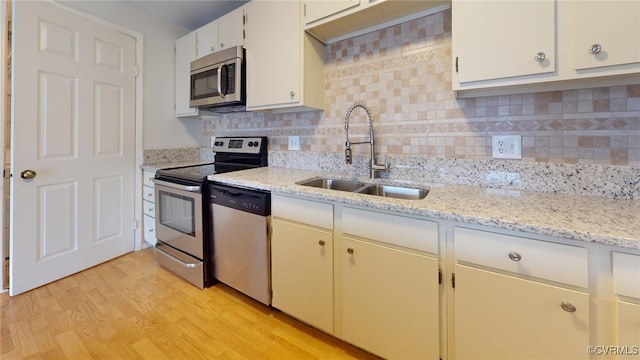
[220,42,225,48]
[210,46,215,52]
[347,247,354,255]
[508,251,522,261]
[534,52,546,63]
[589,44,602,55]
[318,240,325,246]
[560,301,577,313]
[290,91,295,98]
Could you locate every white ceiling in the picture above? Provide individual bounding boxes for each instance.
[122,0,249,31]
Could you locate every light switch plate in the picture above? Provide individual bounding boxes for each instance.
[492,135,522,159]
[288,136,300,151]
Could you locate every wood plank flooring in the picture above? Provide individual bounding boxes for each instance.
[0,248,379,359]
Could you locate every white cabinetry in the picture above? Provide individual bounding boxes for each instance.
[340,207,440,360]
[175,7,244,117]
[452,0,640,97]
[304,0,449,44]
[175,32,199,118]
[244,0,324,112]
[271,195,334,333]
[453,227,590,359]
[612,252,640,349]
[142,170,157,246]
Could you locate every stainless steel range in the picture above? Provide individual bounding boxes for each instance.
[152,137,267,289]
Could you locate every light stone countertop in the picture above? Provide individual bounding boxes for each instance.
[141,160,214,172]
[208,166,640,251]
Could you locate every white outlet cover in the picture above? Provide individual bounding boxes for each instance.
[492,135,522,159]
[288,136,300,151]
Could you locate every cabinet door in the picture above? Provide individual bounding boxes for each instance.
[342,237,440,360]
[218,6,244,50]
[271,218,333,334]
[454,0,555,83]
[175,32,198,117]
[196,20,218,59]
[617,300,640,350]
[573,1,640,70]
[245,0,301,109]
[304,0,360,24]
[454,264,589,360]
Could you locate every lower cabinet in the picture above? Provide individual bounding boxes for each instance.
[454,264,590,360]
[271,218,334,334]
[612,252,640,351]
[341,236,440,360]
[616,300,640,350]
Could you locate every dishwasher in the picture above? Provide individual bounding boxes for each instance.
[209,182,271,305]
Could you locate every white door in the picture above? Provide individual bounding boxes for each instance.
[10,1,137,295]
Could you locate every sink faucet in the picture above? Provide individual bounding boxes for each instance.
[344,102,388,179]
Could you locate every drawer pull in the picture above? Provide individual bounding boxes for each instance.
[508,251,522,261]
[347,247,354,255]
[561,301,576,313]
[318,240,325,247]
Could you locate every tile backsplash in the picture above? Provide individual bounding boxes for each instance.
[202,9,640,167]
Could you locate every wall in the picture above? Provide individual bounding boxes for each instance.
[61,0,202,150]
[203,9,640,167]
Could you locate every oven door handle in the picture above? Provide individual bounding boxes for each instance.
[152,179,201,192]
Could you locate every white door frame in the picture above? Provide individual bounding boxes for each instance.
[1,0,8,290]
[1,1,145,292]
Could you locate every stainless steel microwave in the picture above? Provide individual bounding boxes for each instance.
[190,46,245,111]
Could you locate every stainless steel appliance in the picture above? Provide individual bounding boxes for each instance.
[209,183,271,305]
[190,46,245,112]
[153,137,267,289]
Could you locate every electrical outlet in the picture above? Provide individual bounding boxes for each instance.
[288,136,300,151]
[492,135,522,159]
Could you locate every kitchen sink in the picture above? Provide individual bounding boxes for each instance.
[356,184,429,200]
[298,177,429,200]
[297,178,367,192]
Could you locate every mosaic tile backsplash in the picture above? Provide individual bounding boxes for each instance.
[202,9,640,167]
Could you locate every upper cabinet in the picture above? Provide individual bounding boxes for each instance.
[304,0,450,44]
[175,6,244,117]
[244,0,324,112]
[175,32,199,118]
[453,0,640,97]
[454,0,555,83]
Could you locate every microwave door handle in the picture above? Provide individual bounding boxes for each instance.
[217,65,225,99]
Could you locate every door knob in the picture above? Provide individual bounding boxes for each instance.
[20,170,37,179]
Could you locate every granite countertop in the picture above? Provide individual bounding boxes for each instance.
[141,160,214,172]
[209,166,640,251]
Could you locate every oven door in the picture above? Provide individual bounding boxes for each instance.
[153,180,203,259]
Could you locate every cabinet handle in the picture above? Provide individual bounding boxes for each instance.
[508,251,522,261]
[318,240,325,246]
[589,44,602,55]
[561,301,577,313]
[534,52,546,62]
[347,247,354,255]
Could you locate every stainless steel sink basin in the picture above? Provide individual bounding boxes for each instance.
[356,184,429,200]
[298,177,429,200]
[298,178,367,192]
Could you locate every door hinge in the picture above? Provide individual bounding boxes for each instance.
[134,66,140,77]
[451,272,456,288]
[438,269,442,284]
[455,56,459,73]
[133,219,138,230]
[304,3,307,16]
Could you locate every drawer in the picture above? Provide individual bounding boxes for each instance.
[143,185,155,203]
[143,170,155,188]
[143,200,155,217]
[612,252,640,299]
[343,207,438,255]
[143,214,156,245]
[272,194,333,230]
[455,227,588,288]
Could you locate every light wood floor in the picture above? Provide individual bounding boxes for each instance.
[1,248,379,359]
